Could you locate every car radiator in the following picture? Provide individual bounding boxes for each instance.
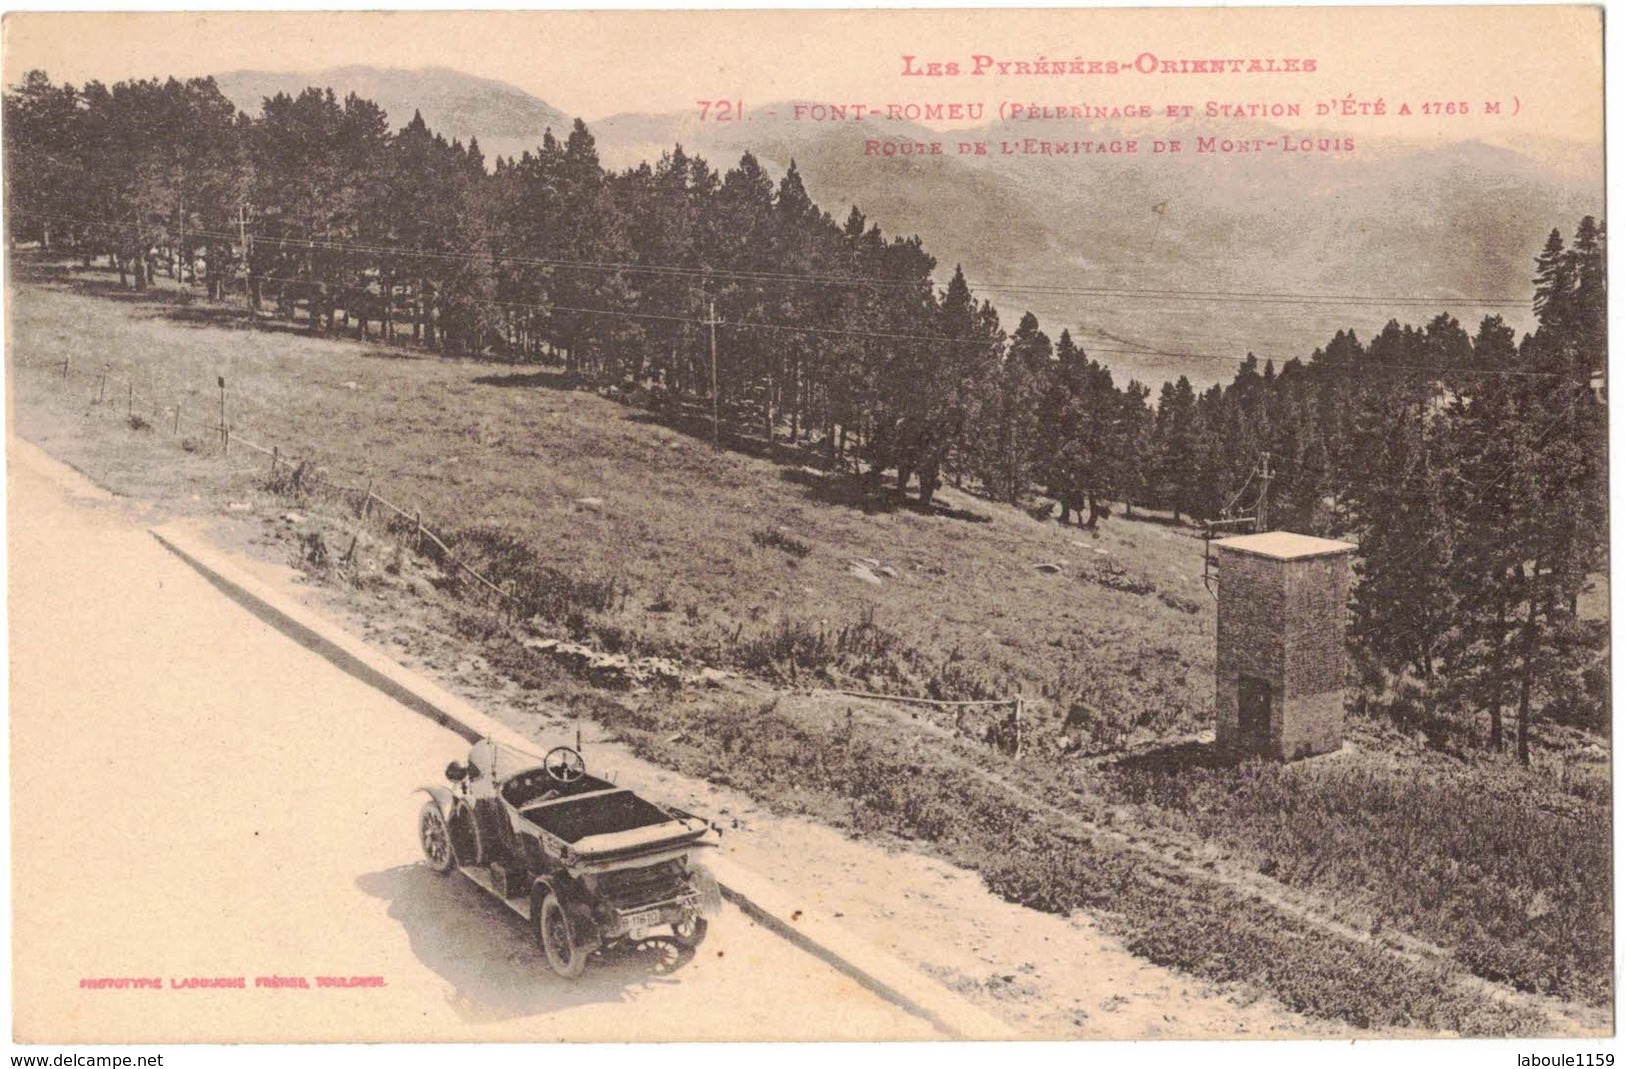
[595,860,691,910]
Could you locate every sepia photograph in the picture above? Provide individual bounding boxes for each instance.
[0,4,1612,1056]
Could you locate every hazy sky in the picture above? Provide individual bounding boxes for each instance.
[2,7,1604,144]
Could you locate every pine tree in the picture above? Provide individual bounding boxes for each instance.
[1150,376,1199,519]
[1345,356,1456,683]
[977,311,1050,503]
[1532,228,1575,332]
[1570,216,1606,377]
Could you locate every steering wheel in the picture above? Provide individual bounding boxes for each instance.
[543,746,587,785]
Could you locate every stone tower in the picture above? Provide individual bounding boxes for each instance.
[1212,531,1357,761]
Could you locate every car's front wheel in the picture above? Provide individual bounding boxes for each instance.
[671,914,709,949]
[418,802,455,875]
[538,892,587,980]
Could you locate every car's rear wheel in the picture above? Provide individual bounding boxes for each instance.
[671,915,709,949]
[538,892,587,979]
[418,802,455,875]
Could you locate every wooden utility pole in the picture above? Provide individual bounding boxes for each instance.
[218,375,228,455]
[1256,451,1272,531]
[706,300,721,450]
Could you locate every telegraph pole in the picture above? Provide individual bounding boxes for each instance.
[238,203,252,300]
[1256,451,1273,532]
[706,299,721,450]
[176,191,185,285]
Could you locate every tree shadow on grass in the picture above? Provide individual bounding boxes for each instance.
[623,407,835,469]
[1103,739,1241,777]
[778,466,993,523]
[1120,508,1201,531]
[470,371,864,474]
[472,369,580,392]
[16,258,438,360]
[356,863,697,1024]
[147,303,444,365]
[21,263,199,308]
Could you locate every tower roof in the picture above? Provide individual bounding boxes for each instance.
[1212,531,1356,561]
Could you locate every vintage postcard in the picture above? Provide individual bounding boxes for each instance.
[2,5,1610,1050]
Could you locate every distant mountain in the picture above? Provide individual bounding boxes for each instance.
[213,65,571,163]
[592,108,1602,387]
[212,67,1603,389]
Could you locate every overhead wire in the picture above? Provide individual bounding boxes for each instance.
[15,208,1572,377]
[16,208,1532,307]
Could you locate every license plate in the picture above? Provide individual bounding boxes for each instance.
[622,908,664,931]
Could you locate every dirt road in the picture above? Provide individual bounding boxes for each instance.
[8,440,937,1043]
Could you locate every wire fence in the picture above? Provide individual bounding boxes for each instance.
[14,351,523,611]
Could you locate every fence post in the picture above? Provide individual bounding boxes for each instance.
[61,357,69,380]
[413,510,422,552]
[173,402,182,435]
[361,477,374,521]
[96,370,106,404]
[126,381,133,417]
[271,445,279,475]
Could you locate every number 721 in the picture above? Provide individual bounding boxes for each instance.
[696,100,743,122]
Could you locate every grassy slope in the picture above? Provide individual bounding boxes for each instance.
[1096,744,1612,1005]
[8,262,1610,1032]
[10,265,1213,741]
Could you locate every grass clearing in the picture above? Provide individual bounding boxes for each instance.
[8,260,1610,1034]
[10,261,1215,737]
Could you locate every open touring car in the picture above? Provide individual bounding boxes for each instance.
[417,738,721,978]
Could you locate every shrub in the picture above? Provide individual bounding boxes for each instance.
[588,690,1547,1036]
[726,606,1011,703]
[446,524,620,625]
[751,527,812,558]
[1079,558,1155,596]
[449,606,505,642]
[264,457,324,498]
[299,531,330,570]
[1158,589,1204,614]
[1097,756,1613,1004]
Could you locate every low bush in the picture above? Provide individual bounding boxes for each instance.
[751,527,812,558]
[1078,557,1156,596]
[728,608,1011,703]
[264,457,325,498]
[1158,589,1204,614]
[1098,755,1612,1004]
[590,690,1548,1035]
[299,530,330,570]
[446,524,621,626]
